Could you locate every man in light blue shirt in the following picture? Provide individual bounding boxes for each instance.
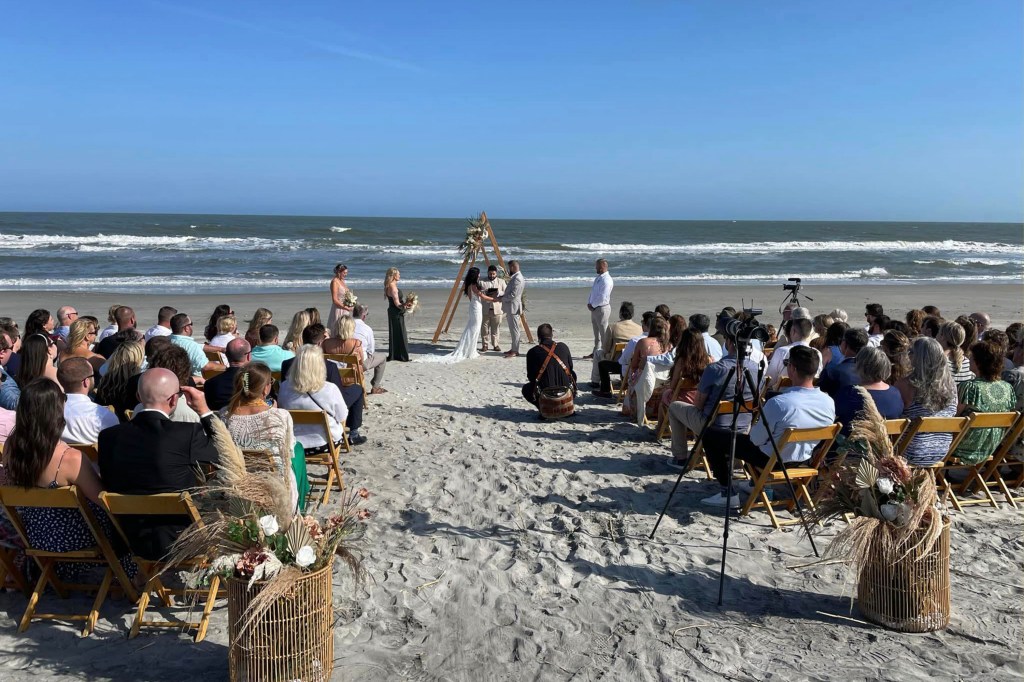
[700,345,835,508]
[250,323,295,372]
[168,313,220,378]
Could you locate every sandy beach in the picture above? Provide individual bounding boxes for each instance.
[0,282,1022,680]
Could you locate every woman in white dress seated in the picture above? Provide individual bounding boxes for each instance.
[278,345,349,454]
[220,362,307,511]
[418,267,497,364]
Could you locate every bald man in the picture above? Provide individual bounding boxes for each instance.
[98,367,220,560]
[969,312,991,339]
[203,337,251,410]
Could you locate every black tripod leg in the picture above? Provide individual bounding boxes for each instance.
[717,408,742,607]
[742,369,820,558]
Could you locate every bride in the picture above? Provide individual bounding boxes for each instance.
[418,267,496,364]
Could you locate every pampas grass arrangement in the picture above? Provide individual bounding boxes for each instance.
[458,214,487,257]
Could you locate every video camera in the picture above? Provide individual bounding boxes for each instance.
[783,277,802,292]
[723,307,771,345]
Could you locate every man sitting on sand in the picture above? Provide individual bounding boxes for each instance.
[523,324,576,407]
[144,306,177,341]
[251,323,295,372]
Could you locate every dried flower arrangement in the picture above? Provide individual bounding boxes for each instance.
[458,214,487,257]
[404,292,420,314]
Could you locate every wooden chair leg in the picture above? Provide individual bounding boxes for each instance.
[19,562,53,632]
[761,490,781,529]
[83,569,113,637]
[0,550,29,596]
[129,577,157,639]
[194,575,221,643]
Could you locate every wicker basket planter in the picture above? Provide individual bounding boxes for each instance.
[228,564,334,682]
[856,518,951,632]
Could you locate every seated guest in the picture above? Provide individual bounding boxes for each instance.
[203,338,251,411]
[58,357,119,443]
[0,405,14,441]
[595,311,649,398]
[1,379,135,580]
[819,320,849,372]
[879,330,911,385]
[144,306,177,341]
[121,335,173,415]
[54,305,78,343]
[202,304,232,348]
[953,339,1016,465]
[522,324,576,407]
[208,314,239,350]
[322,316,364,359]
[593,306,646,398]
[864,303,884,332]
[984,329,1012,371]
[905,309,926,337]
[833,347,904,437]
[660,329,711,411]
[809,314,834,351]
[896,337,958,467]
[937,321,974,384]
[351,304,387,394]
[955,315,979,356]
[778,307,814,345]
[24,309,56,340]
[95,306,137,359]
[867,315,889,347]
[62,318,105,375]
[278,345,350,453]
[690,314,723,361]
[922,305,941,317]
[0,334,59,410]
[251,323,295,372]
[968,312,990,339]
[283,324,366,444]
[95,337,145,419]
[624,317,670,417]
[700,346,835,507]
[244,308,273,350]
[667,333,761,467]
[133,345,202,423]
[96,304,122,342]
[712,307,736,347]
[0,332,18,385]
[98,368,220,560]
[169,312,220,378]
[819,328,869,398]
[654,304,671,320]
[220,362,306,510]
[764,318,821,390]
[920,315,943,338]
[0,321,21,379]
[282,310,312,352]
[829,308,849,324]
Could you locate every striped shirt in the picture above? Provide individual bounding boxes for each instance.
[950,356,974,385]
[901,395,958,467]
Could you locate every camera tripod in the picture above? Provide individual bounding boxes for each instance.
[779,279,812,315]
[649,341,819,606]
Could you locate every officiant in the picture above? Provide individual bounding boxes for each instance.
[480,265,507,352]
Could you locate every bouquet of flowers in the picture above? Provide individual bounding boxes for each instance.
[404,292,420,314]
[342,290,358,309]
[809,388,947,569]
[457,214,487,257]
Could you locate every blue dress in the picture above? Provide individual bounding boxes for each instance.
[833,385,904,436]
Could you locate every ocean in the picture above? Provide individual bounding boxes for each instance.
[0,212,1020,294]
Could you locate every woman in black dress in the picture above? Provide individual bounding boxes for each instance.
[385,267,410,362]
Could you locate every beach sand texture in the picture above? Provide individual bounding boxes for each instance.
[0,283,1022,680]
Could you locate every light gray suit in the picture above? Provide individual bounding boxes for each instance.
[502,271,525,353]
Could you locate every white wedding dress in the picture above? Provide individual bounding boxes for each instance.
[418,290,482,364]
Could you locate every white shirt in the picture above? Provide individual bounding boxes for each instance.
[867,333,884,348]
[61,393,119,444]
[619,334,646,374]
[353,319,376,357]
[703,333,724,362]
[144,324,172,341]
[209,333,237,348]
[764,341,822,390]
[588,272,613,308]
[97,324,118,342]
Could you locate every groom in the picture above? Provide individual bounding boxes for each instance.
[500,260,525,358]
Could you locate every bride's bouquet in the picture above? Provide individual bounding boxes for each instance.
[343,290,358,308]
[404,292,420,314]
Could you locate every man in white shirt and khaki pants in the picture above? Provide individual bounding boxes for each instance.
[585,258,614,361]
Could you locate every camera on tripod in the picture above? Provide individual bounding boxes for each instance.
[783,277,801,292]
[723,307,771,345]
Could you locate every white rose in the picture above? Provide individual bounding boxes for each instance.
[258,515,280,536]
[295,545,316,568]
[880,503,899,522]
[875,478,894,495]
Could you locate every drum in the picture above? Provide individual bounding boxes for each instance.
[538,386,575,420]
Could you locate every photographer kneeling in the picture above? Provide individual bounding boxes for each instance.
[701,345,835,508]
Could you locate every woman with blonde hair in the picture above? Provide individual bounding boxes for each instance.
[278,345,352,451]
[97,303,124,342]
[282,310,311,352]
[327,263,353,331]
[896,337,958,467]
[62,317,105,375]
[95,335,145,418]
[322,316,364,359]
[221,362,308,511]
[245,308,272,349]
[937,321,973,384]
[810,314,834,350]
[209,314,239,349]
[385,267,411,362]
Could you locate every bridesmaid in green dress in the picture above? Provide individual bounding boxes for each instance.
[385,267,411,362]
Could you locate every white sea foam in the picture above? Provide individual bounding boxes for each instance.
[913,258,1020,267]
[562,240,1024,255]
[0,233,301,251]
[330,226,352,233]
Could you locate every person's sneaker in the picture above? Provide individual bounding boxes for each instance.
[701,491,741,508]
[666,458,686,469]
[588,381,600,389]
[736,480,773,499]
[349,434,368,446]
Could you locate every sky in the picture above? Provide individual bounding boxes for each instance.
[0,1,1021,221]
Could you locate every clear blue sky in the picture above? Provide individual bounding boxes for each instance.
[1,1,1021,221]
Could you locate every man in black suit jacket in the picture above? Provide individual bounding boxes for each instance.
[98,368,220,560]
[203,338,250,410]
[523,323,577,406]
[281,323,367,444]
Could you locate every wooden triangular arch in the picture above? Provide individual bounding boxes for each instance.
[432,212,533,344]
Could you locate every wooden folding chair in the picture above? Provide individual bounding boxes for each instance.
[687,400,758,480]
[0,485,138,636]
[68,443,99,463]
[98,491,222,642]
[609,342,627,405]
[655,380,697,440]
[288,409,348,505]
[945,411,1021,510]
[0,544,30,595]
[325,353,366,389]
[740,423,842,529]
[894,415,972,512]
[977,413,1024,508]
[203,349,223,363]
[201,366,225,381]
